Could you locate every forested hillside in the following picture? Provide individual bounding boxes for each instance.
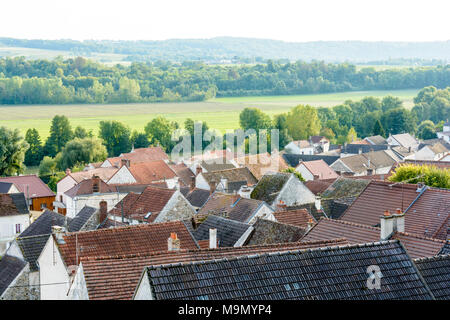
[0,56,448,104]
[1,37,450,62]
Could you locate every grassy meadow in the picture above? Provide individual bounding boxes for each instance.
[0,89,419,140]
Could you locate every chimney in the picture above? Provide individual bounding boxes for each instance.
[196,165,202,176]
[306,218,315,232]
[393,208,405,233]
[416,183,426,193]
[52,225,66,244]
[190,177,196,191]
[220,177,228,192]
[358,148,362,155]
[65,168,71,175]
[313,174,320,180]
[168,232,180,251]
[121,159,130,168]
[209,228,217,249]
[314,196,321,211]
[99,200,108,224]
[276,200,287,212]
[367,168,373,176]
[380,210,394,240]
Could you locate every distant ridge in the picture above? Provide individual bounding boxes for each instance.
[0,37,449,62]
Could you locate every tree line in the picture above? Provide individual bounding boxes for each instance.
[0,86,449,190]
[0,56,449,104]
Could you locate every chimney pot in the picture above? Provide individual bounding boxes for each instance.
[168,233,181,251]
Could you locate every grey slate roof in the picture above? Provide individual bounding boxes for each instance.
[246,218,306,245]
[341,143,389,154]
[186,189,211,208]
[201,159,236,172]
[439,241,450,255]
[365,135,387,145]
[20,209,71,237]
[193,215,252,247]
[414,254,450,300]
[0,181,14,193]
[283,154,340,167]
[250,173,290,205]
[67,206,97,232]
[0,255,27,297]
[15,234,50,271]
[9,193,29,214]
[145,240,434,300]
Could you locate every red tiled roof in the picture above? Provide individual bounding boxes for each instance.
[64,178,116,197]
[304,179,336,195]
[340,180,449,240]
[127,160,177,184]
[274,209,315,229]
[106,147,169,167]
[58,220,199,267]
[301,218,446,259]
[169,163,194,187]
[234,153,289,180]
[300,160,339,179]
[79,238,348,300]
[0,175,54,198]
[109,186,176,222]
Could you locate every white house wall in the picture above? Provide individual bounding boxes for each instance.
[107,166,137,185]
[295,164,314,181]
[195,174,211,190]
[38,237,70,300]
[67,263,89,300]
[273,175,315,208]
[65,192,127,219]
[0,214,30,254]
[133,270,153,300]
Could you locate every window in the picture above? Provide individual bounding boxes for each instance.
[41,203,47,209]
[15,224,21,234]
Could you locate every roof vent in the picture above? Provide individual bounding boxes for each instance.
[144,212,152,219]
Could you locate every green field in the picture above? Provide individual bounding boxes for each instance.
[0,89,419,139]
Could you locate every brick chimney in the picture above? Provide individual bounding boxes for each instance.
[306,218,315,232]
[121,159,131,168]
[168,232,181,251]
[209,228,217,249]
[99,200,108,224]
[380,210,394,240]
[314,196,321,211]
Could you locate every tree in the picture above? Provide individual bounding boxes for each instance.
[283,167,305,182]
[239,108,272,131]
[43,115,73,157]
[389,164,449,189]
[320,127,336,143]
[373,119,386,137]
[273,113,291,149]
[74,126,92,139]
[0,127,29,176]
[131,131,150,149]
[381,95,403,112]
[381,108,416,135]
[38,156,58,178]
[115,77,141,103]
[184,118,211,151]
[98,121,132,157]
[417,120,436,140]
[24,128,43,166]
[144,117,178,152]
[58,137,107,170]
[285,105,321,140]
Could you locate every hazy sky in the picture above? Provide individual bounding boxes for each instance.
[2,0,449,42]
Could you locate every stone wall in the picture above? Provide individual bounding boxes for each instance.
[1,265,39,300]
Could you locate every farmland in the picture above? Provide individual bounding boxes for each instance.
[0,89,419,139]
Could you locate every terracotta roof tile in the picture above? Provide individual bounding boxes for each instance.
[64,178,115,197]
[109,186,176,222]
[302,218,446,259]
[105,147,169,167]
[274,209,315,228]
[80,238,348,300]
[300,160,339,179]
[58,220,199,267]
[340,181,449,240]
[234,153,289,180]
[0,175,54,198]
[127,160,177,184]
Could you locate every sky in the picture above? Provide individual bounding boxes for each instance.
[1,0,449,42]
